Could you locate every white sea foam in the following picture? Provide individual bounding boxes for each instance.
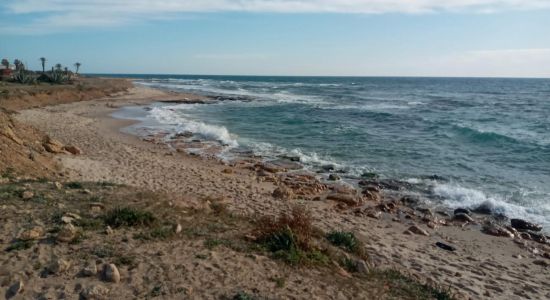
[433,182,549,228]
[149,107,238,147]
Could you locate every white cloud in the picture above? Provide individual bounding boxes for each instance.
[2,0,550,33]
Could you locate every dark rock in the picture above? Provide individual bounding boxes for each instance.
[454,208,471,216]
[473,201,493,215]
[511,219,542,232]
[321,164,335,172]
[328,174,340,181]
[436,242,456,251]
[400,195,419,205]
[494,213,508,222]
[360,172,379,179]
[528,232,548,244]
[422,174,448,181]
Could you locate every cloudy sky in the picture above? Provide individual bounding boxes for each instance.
[1,0,549,77]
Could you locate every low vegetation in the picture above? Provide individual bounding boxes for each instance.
[0,177,455,299]
[103,207,156,228]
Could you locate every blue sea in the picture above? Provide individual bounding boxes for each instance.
[109,75,550,228]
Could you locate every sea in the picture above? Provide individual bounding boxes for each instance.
[106,74,550,229]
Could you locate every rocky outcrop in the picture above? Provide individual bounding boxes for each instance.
[511,219,542,232]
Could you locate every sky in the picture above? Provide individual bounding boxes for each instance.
[1,0,550,77]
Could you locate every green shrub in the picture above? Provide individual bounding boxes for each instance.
[13,71,37,84]
[103,207,156,228]
[5,240,34,252]
[326,231,359,253]
[65,182,84,189]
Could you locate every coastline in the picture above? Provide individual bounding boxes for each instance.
[11,83,550,299]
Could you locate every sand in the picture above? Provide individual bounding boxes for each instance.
[12,85,550,299]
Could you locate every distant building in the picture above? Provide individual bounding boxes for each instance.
[0,64,14,77]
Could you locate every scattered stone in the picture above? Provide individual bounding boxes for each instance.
[453,213,474,223]
[64,145,82,155]
[513,254,523,259]
[400,195,419,205]
[366,211,382,219]
[407,225,429,236]
[356,260,370,273]
[453,208,471,215]
[360,172,378,179]
[543,252,550,259]
[90,202,105,213]
[436,211,451,217]
[81,285,110,300]
[48,258,71,274]
[103,264,120,283]
[19,226,45,240]
[326,193,360,206]
[436,242,456,251]
[328,174,341,181]
[272,185,293,200]
[529,232,549,244]
[511,219,543,232]
[174,223,182,234]
[105,226,114,235]
[533,260,549,267]
[519,232,532,240]
[221,168,233,174]
[56,224,78,243]
[8,280,24,297]
[21,190,34,200]
[82,261,98,277]
[43,137,65,153]
[54,182,63,190]
[482,223,514,238]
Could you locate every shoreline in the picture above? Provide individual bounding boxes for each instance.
[13,84,550,299]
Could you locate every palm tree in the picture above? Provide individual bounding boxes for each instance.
[40,57,47,72]
[1,59,9,69]
[14,59,22,71]
[55,63,62,71]
[74,62,81,74]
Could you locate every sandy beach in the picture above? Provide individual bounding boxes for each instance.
[3,83,546,299]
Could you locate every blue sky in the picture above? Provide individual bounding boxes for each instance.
[1,0,550,77]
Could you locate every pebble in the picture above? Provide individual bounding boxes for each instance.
[174,223,182,234]
[19,226,45,240]
[57,224,78,242]
[81,285,110,300]
[407,225,429,236]
[82,261,98,277]
[533,260,549,267]
[453,213,474,223]
[48,258,71,274]
[21,191,34,199]
[8,280,24,297]
[105,226,114,235]
[103,264,121,283]
[356,260,370,274]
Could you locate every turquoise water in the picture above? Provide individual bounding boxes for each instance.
[112,75,550,228]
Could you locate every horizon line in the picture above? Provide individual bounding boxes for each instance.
[87,73,550,80]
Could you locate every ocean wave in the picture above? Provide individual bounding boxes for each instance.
[452,125,521,144]
[432,182,549,227]
[452,123,549,147]
[149,107,239,147]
